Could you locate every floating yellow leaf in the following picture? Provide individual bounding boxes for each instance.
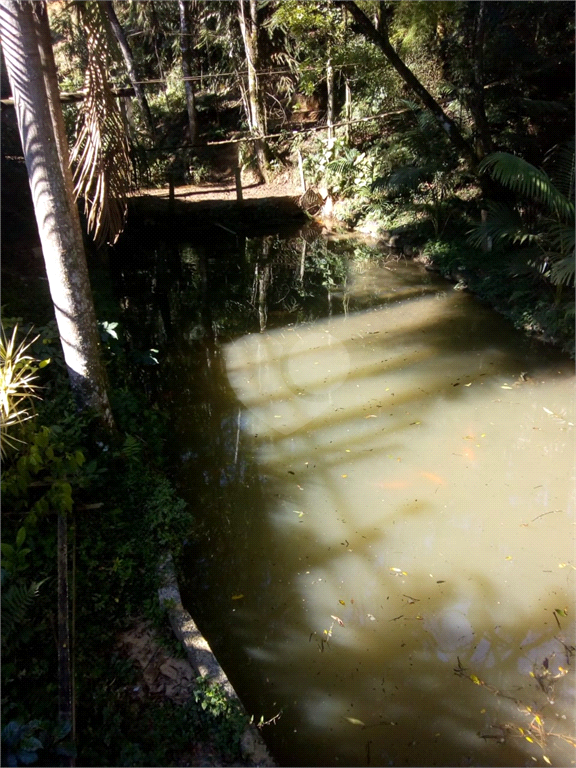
[339,600,346,606]
[470,674,482,685]
[505,555,512,560]
[293,510,304,517]
[345,717,365,727]
[345,449,351,452]
[341,474,348,478]
[231,594,244,600]
[525,736,533,743]
[464,382,472,387]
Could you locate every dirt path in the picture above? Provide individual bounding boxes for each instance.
[135,169,303,204]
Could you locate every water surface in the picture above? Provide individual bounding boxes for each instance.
[115,231,575,766]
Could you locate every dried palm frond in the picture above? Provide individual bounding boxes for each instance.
[70,2,131,247]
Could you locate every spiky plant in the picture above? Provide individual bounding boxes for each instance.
[0,325,41,458]
[69,1,132,247]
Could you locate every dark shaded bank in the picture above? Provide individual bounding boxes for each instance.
[127,194,308,238]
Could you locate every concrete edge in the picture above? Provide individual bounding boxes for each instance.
[158,554,276,767]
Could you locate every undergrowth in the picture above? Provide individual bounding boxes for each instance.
[1,319,248,767]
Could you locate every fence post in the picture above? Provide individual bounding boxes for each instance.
[234,144,243,205]
[168,172,175,215]
[298,149,306,193]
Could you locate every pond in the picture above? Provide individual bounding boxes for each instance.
[112,225,575,767]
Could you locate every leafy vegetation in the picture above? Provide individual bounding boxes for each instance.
[0,321,247,766]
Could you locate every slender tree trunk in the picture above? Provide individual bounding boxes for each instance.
[103,1,155,139]
[178,0,198,146]
[0,0,115,432]
[326,44,335,143]
[344,78,351,144]
[237,0,269,182]
[339,1,480,168]
[468,1,493,157]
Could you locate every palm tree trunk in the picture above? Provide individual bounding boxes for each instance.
[0,0,115,432]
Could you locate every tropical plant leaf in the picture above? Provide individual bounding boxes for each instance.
[372,165,429,194]
[550,254,575,287]
[544,140,575,202]
[466,201,531,250]
[478,152,574,220]
[69,2,132,247]
[0,325,40,458]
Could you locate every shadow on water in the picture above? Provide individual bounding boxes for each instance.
[110,226,575,767]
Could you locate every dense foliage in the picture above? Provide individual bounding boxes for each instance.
[1,315,247,766]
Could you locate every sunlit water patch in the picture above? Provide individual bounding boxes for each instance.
[135,238,575,767]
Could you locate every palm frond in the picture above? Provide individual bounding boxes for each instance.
[544,140,575,202]
[372,165,431,194]
[466,201,528,250]
[550,254,575,287]
[478,152,574,221]
[70,2,132,247]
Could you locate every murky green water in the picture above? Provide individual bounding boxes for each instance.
[114,227,575,767]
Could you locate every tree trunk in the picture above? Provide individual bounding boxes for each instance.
[327,45,335,143]
[237,0,269,182]
[340,1,480,168]
[178,0,198,147]
[0,0,115,432]
[467,0,493,157]
[103,1,155,139]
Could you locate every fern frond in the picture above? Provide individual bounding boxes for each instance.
[478,152,574,220]
[1,579,46,642]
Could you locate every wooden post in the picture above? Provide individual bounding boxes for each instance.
[298,149,306,193]
[345,79,351,144]
[235,145,243,205]
[168,172,175,215]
